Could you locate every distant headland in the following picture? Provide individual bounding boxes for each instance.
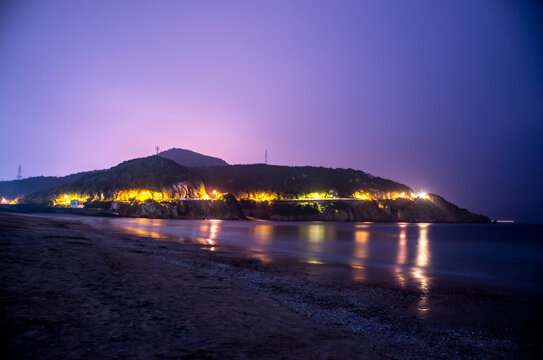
[0,148,489,223]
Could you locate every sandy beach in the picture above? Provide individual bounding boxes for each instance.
[0,212,541,359]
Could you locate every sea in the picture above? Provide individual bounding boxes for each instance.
[101,217,543,294]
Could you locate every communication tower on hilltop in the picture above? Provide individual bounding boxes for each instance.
[156,146,160,155]
[265,149,268,165]
[17,164,22,180]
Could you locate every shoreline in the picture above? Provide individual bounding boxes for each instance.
[12,211,541,297]
[0,212,541,359]
[1,204,492,224]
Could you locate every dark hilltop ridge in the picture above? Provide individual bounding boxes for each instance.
[0,149,221,199]
[1,149,489,222]
[23,157,207,205]
[0,171,96,199]
[158,147,229,167]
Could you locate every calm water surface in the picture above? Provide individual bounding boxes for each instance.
[102,218,543,294]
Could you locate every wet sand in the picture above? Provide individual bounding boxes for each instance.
[0,212,541,359]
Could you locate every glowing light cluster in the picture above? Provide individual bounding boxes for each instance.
[114,190,175,202]
[352,191,373,201]
[1,196,19,204]
[296,192,333,200]
[352,191,420,201]
[417,192,429,200]
[52,187,216,206]
[247,192,278,201]
[115,188,212,202]
[390,192,412,200]
[210,189,223,200]
[52,193,90,206]
[198,190,211,200]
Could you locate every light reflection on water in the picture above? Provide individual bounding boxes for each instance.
[298,224,329,264]
[301,257,326,265]
[111,220,434,293]
[302,224,327,242]
[414,224,431,315]
[253,224,273,246]
[85,216,543,316]
[196,220,222,247]
[115,218,170,239]
[251,225,274,263]
[351,230,369,281]
[416,223,430,267]
[394,225,408,288]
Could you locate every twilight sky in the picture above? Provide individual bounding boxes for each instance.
[1,0,542,222]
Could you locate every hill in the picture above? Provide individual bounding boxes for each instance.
[9,150,489,222]
[191,164,413,200]
[0,148,227,201]
[158,148,228,167]
[23,157,206,205]
[0,171,95,201]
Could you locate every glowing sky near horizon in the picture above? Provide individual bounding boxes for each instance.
[0,0,542,222]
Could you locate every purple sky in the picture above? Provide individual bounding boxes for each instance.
[1,0,542,222]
